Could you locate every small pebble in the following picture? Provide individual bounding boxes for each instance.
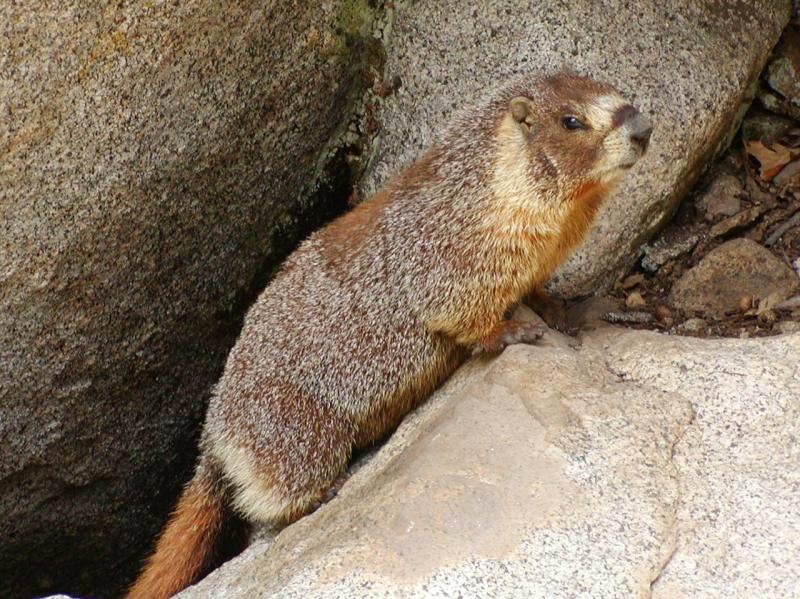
[641,233,700,273]
[697,173,742,220]
[776,295,800,310]
[655,305,672,321]
[681,317,708,333]
[777,320,800,334]
[757,309,778,325]
[626,292,647,309]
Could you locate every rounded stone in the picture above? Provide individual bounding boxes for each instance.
[669,239,800,317]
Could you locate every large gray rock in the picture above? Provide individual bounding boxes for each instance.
[0,2,384,596]
[361,0,791,297]
[178,326,800,598]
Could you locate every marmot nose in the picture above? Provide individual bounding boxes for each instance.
[628,111,652,153]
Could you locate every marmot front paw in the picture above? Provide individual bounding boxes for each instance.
[477,321,548,353]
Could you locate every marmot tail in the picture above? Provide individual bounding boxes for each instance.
[126,461,248,599]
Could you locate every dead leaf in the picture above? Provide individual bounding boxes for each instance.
[744,140,795,181]
[709,206,766,238]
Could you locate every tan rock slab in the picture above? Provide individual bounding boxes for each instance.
[584,328,800,599]
[180,330,694,598]
[179,327,800,598]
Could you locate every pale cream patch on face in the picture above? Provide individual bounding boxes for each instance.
[583,94,645,183]
[492,113,536,198]
[489,113,563,235]
[594,124,643,183]
[583,93,625,131]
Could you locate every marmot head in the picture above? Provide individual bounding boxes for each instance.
[497,71,651,202]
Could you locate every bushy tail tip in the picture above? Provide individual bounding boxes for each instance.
[126,462,248,599]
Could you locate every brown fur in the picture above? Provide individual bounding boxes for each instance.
[128,72,650,597]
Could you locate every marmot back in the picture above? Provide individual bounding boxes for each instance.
[127,71,651,598]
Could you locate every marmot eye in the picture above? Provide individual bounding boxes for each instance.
[562,116,587,131]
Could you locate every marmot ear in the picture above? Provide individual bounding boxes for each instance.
[509,96,538,139]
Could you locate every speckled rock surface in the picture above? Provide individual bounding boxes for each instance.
[177,326,800,598]
[584,329,800,599]
[361,0,791,297]
[669,238,800,316]
[0,2,380,597]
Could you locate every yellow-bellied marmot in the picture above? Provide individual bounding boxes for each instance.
[128,71,651,598]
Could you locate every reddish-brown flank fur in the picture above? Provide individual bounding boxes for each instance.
[127,72,649,598]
